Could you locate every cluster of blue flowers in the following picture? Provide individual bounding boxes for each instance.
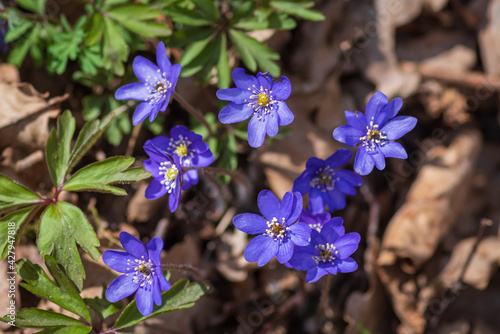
[106,42,417,314]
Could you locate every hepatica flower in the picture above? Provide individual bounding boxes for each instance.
[292,148,363,214]
[216,68,294,148]
[145,126,213,190]
[299,209,331,232]
[103,232,171,316]
[115,42,181,125]
[333,91,417,175]
[288,218,360,283]
[143,138,183,212]
[233,190,311,266]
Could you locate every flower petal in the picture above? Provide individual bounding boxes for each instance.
[335,179,356,195]
[337,257,358,273]
[216,88,252,104]
[272,76,291,100]
[218,103,254,124]
[381,116,418,140]
[258,190,280,221]
[232,68,258,88]
[289,222,312,246]
[233,213,268,234]
[344,110,367,130]
[370,148,386,170]
[278,192,293,221]
[335,169,363,186]
[102,250,136,273]
[192,149,214,167]
[286,192,303,223]
[353,147,375,175]
[266,112,279,137]
[146,237,164,266]
[308,187,325,214]
[321,218,345,242]
[379,141,408,159]
[168,180,181,212]
[136,284,154,316]
[276,101,294,126]
[133,56,160,83]
[288,247,316,271]
[375,97,403,125]
[305,267,329,283]
[106,274,138,302]
[120,231,147,259]
[144,136,170,157]
[292,172,313,195]
[276,239,294,263]
[248,115,267,148]
[327,188,346,211]
[133,102,155,126]
[336,232,361,258]
[332,125,364,147]
[257,73,272,90]
[156,272,171,291]
[145,177,168,200]
[156,42,172,75]
[324,148,352,169]
[169,64,182,90]
[324,264,338,275]
[152,278,162,306]
[115,83,150,101]
[365,91,388,121]
[244,235,278,266]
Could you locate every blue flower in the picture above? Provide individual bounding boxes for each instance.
[115,42,181,125]
[216,68,294,148]
[233,190,311,266]
[288,218,360,283]
[143,138,183,212]
[0,19,8,53]
[299,209,331,232]
[145,126,214,190]
[103,231,171,316]
[332,91,417,175]
[292,148,363,214]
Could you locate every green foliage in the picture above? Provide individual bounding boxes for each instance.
[113,280,208,329]
[0,174,40,213]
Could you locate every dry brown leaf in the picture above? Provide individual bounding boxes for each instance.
[478,0,500,76]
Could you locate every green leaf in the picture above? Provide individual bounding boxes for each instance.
[216,34,230,89]
[102,18,128,76]
[234,13,297,30]
[180,32,220,77]
[15,0,47,14]
[114,280,208,329]
[1,308,84,327]
[229,1,255,25]
[16,257,91,322]
[63,156,150,196]
[271,1,325,21]
[38,202,100,290]
[46,110,76,188]
[179,31,215,67]
[0,174,40,211]
[164,6,214,26]
[7,24,41,67]
[228,29,256,71]
[108,4,171,37]
[35,326,93,334]
[191,0,219,21]
[4,18,33,43]
[113,19,171,38]
[83,12,105,46]
[107,3,161,20]
[0,207,36,259]
[84,297,122,320]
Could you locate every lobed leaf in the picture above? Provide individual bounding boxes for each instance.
[164,6,214,26]
[38,202,100,290]
[191,0,220,22]
[84,297,122,320]
[63,156,151,196]
[16,257,91,322]
[1,308,85,328]
[102,18,128,76]
[15,0,47,14]
[45,110,76,188]
[114,280,208,329]
[0,207,37,259]
[83,12,105,46]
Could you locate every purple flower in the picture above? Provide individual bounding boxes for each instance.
[288,218,360,283]
[332,91,417,175]
[143,138,183,212]
[115,42,181,125]
[292,148,363,214]
[216,68,294,148]
[145,126,214,190]
[233,190,311,266]
[103,232,171,316]
[299,209,331,232]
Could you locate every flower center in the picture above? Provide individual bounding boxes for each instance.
[309,166,337,191]
[159,161,179,193]
[168,135,193,164]
[127,257,155,287]
[313,243,338,264]
[360,121,388,151]
[145,69,172,105]
[245,85,277,119]
[265,217,289,240]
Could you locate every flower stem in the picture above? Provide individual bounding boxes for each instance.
[316,274,332,327]
[172,91,214,138]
